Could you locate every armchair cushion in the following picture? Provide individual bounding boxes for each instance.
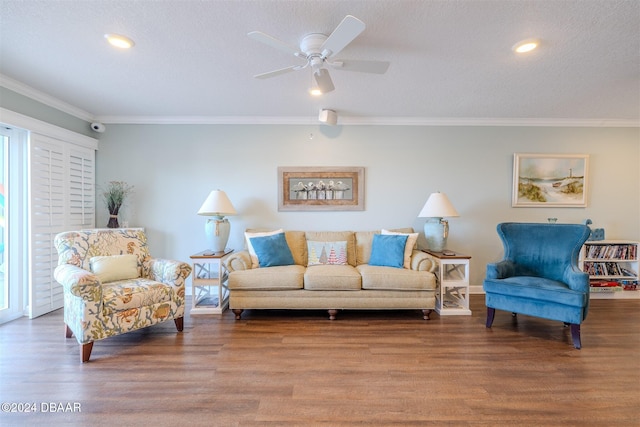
[90,254,139,283]
[102,279,175,314]
[483,276,587,307]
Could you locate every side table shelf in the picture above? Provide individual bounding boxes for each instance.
[190,249,234,315]
[423,250,472,315]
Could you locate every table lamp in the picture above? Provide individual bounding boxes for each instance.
[418,192,459,252]
[197,190,236,252]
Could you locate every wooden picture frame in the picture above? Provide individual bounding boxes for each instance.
[278,166,364,211]
[512,153,589,207]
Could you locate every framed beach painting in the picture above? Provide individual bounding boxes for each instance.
[278,166,364,211]
[512,153,589,207]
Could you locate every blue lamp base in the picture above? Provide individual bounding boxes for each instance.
[424,218,448,252]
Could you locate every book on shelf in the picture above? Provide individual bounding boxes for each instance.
[585,243,637,260]
[620,267,638,277]
[583,262,637,277]
[590,286,622,293]
[590,281,620,287]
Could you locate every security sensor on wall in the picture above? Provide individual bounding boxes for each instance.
[91,122,106,133]
[318,109,337,126]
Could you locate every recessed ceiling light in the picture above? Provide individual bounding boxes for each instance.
[512,39,539,54]
[104,34,135,49]
[309,87,323,96]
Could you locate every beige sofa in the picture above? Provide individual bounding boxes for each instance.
[225,228,437,320]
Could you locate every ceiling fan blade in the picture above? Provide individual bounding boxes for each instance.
[314,68,335,93]
[321,15,365,58]
[254,65,299,79]
[330,59,390,74]
[248,31,301,56]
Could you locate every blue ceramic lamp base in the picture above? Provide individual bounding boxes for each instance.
[424,218,448,252]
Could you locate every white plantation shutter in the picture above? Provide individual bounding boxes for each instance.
[28,133,95,318]
[68,147,95,228]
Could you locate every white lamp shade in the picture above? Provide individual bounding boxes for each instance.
[197,190,236,217]
[418,192,459,218]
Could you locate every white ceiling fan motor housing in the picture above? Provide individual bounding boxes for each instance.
[299,33,328,57]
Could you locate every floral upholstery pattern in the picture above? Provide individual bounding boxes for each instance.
[54,229,191,350]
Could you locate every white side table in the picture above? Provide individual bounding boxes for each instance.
[424,250,472,315]
[189,249,233,315]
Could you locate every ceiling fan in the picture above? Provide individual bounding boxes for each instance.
[248,15,390,94]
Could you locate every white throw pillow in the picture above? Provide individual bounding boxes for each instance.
[381,229,419,269]
[90,254,139,283]
[245,229,284,268]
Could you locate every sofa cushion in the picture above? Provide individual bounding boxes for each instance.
[228,265,305,290]
[306,231,356,266]
[355,231,376,265]
[249,232,295,267]
[90,254,139,283]
[369,234,408,269]
[307,241,348,265]
[357,265,437,291]
[284,231,308,266]
[304,265,362,290]
[382,229,419,269]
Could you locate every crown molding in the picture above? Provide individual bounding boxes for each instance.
[96,115,640,127]
[0,74,95,122]
[3,74,637,128]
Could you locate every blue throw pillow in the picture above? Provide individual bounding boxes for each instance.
[369,234,409,269]
[249,232,295,267]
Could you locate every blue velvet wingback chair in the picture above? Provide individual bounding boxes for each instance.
[483,222,591,349]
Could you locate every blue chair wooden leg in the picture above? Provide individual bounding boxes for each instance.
[486,307,495,328]
[570,324,581,349]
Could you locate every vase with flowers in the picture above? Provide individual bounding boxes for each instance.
[101,181,134,228]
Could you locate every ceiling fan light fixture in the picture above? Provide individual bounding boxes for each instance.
[314,68,335,93]
[105,33,135,49]
[512,38,539,53]
[309,73,323,96]
[309,87,323,96]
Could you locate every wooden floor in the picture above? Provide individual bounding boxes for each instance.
[0,295,639,426]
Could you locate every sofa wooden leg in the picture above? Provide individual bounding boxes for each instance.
[570,324,581,349]
[65,324,73,338]
[486,307,496,328]
[81,342,93,363]
[174,317,184,332]
[232,309,243,320]
[328,309,338,320]
[422,309,432,320]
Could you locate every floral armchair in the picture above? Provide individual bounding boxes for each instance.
[54,229,192,362]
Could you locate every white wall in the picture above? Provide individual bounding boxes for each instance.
[95,124,640,288]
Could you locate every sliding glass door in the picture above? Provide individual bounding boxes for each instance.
[0,132,6,312]
[0,126,27,324]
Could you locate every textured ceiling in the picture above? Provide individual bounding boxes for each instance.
[1,0,639,125]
